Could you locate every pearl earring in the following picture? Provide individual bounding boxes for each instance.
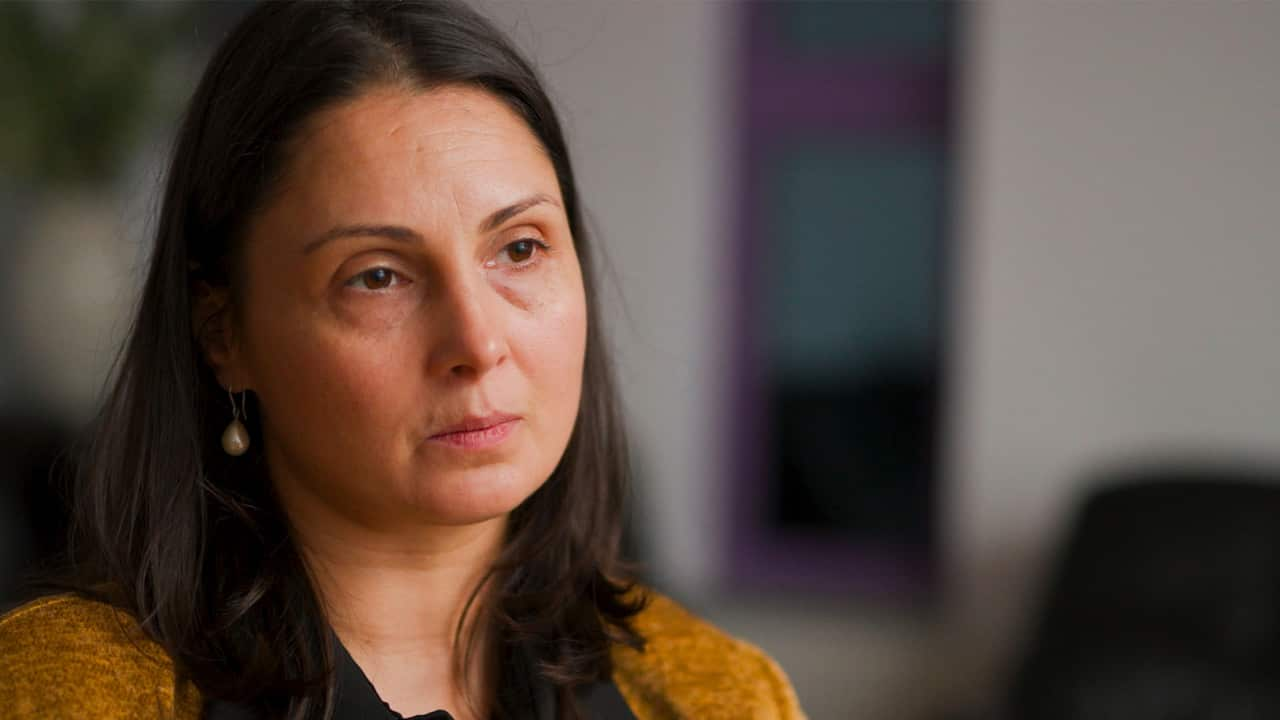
[222,388,250,456]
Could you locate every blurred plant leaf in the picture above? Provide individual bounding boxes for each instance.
[0,1,203,187]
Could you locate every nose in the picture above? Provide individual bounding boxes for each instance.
[425,270,509,380]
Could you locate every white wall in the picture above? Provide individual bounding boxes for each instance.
[949,0,1280,711]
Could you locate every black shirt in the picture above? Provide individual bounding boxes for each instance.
[331,632,550,720]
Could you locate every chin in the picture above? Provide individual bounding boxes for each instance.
[406,461,549,526]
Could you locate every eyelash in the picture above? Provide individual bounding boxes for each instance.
[345,266,406,291]
[343,239,550,292]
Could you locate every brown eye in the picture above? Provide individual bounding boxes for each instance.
[507,240,536,263]
[347,267,399,290]
[498,239,546,266]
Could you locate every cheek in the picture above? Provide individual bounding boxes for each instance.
[518,277,588,436]
[243,304,418,460]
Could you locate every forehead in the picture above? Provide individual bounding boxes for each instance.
[268,84,560,227]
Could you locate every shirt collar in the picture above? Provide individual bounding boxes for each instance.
[330,631,556,720]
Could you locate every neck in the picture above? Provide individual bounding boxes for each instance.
[277,479,507,719]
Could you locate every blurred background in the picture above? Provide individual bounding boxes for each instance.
[3,1,1280,718]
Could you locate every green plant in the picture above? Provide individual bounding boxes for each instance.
[0,1,201,187]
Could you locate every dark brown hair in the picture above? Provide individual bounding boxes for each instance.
[65,2,644,717]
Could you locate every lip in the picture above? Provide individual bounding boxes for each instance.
[426,413,521,450]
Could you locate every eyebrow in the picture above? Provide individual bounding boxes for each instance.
[301,193,559,254]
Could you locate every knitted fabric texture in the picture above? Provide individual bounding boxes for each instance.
[0,591,804,719]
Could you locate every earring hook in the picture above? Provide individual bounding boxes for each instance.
[227,387,247,421]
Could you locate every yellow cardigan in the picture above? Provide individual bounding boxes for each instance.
[0,591,805,719]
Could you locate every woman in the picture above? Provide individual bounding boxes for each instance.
[0,2,803,719]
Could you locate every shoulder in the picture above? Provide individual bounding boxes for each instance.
[0,594,198,718]
[610,589,806,720]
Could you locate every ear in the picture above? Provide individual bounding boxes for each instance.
[192,279,252,391]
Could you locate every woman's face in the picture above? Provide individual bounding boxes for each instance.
[227,85,587,531]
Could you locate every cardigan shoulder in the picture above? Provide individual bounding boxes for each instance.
[0,594,200,719]
[610,590,806,719]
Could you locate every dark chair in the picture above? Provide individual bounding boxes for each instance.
[1008,464,1280,720]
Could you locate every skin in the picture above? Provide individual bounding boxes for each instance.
[197,84,588,718]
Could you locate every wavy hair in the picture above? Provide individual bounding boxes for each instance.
[64,2,644,717]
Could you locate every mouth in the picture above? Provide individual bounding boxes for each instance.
[426,413,522,450]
